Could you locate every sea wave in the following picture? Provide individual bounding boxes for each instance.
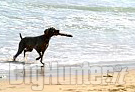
[24,3,135,12]
[1,0,135,12]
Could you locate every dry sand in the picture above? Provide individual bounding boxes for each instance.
[0,69,135,92]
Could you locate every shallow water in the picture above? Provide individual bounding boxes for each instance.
[0,0,135,70]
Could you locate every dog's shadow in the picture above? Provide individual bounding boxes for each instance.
[1,61,25,64]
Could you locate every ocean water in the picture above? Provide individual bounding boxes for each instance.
[0,0,135,70]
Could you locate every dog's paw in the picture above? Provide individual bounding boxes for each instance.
[41,63,44,67]
[41,65,44,67]
[36,57,40,60]
[13,57,16,61]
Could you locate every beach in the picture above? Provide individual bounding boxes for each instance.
[0,68,135,92]
[0,0,135,91]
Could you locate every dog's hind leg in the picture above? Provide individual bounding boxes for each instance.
[36,51,42,60]
[24,49,26,58]
[24,48,33,57]
[13,48,24,61]
[13,41,25,61]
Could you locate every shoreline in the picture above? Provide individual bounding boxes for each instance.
[0,60,135,80]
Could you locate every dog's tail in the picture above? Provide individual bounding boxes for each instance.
[19,33,23,39]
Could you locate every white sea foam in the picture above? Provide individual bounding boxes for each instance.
[0,0,135,70]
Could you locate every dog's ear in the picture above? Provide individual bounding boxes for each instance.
[44,29,49,35]
[44,27,52,35]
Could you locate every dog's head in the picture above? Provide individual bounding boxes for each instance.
[44,27,73,37]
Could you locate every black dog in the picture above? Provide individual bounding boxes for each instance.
[13,27,73,65]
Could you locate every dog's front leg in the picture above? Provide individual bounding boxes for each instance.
[40,51,45,66]
[40,44,49,66]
